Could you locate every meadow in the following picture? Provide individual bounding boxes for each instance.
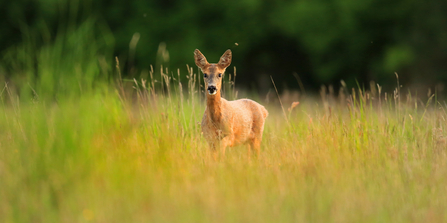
[1,63,446,223]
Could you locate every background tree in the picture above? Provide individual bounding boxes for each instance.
[1,0,446,95]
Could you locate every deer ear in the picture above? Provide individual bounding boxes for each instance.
[218,49,232,69]
[194,49,209,69]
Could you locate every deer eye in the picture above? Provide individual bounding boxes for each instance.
[204,73,208,78]
[218,73,222,78]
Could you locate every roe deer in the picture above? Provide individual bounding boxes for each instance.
[194,49,268,158]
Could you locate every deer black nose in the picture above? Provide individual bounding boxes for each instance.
[207,86,217,95]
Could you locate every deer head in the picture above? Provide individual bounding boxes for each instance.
[194,49,232,96]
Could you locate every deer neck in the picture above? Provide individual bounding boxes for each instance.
[206,90,222,123]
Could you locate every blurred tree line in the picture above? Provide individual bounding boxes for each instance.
[1,0,447,94]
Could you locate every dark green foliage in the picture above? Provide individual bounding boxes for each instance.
[1,0,447,95]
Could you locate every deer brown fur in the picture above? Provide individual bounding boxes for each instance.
[194,49,268,157]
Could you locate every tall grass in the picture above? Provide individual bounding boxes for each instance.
[1,61,447,222]
[1,22,447,222]
[1,18,114,99]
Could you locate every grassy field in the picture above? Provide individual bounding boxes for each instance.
[1,68,447,223]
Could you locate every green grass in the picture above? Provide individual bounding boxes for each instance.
[1,70,447,222]
[0,22,446,222]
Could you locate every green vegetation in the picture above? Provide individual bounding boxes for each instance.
[1,6,447,222]
[1,65,446,222]
[1,0,447,89]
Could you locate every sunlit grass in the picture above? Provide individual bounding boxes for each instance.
[1,18,445,222]
[1,67,447,223]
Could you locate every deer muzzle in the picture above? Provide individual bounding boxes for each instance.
[207,86,217,95]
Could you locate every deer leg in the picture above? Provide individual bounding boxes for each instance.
[247,143,252,160]
[249,116,264,157]
[209,142,218,161]
[221,144,226,157]
[249,138,261,157]
[219,137,230,157]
